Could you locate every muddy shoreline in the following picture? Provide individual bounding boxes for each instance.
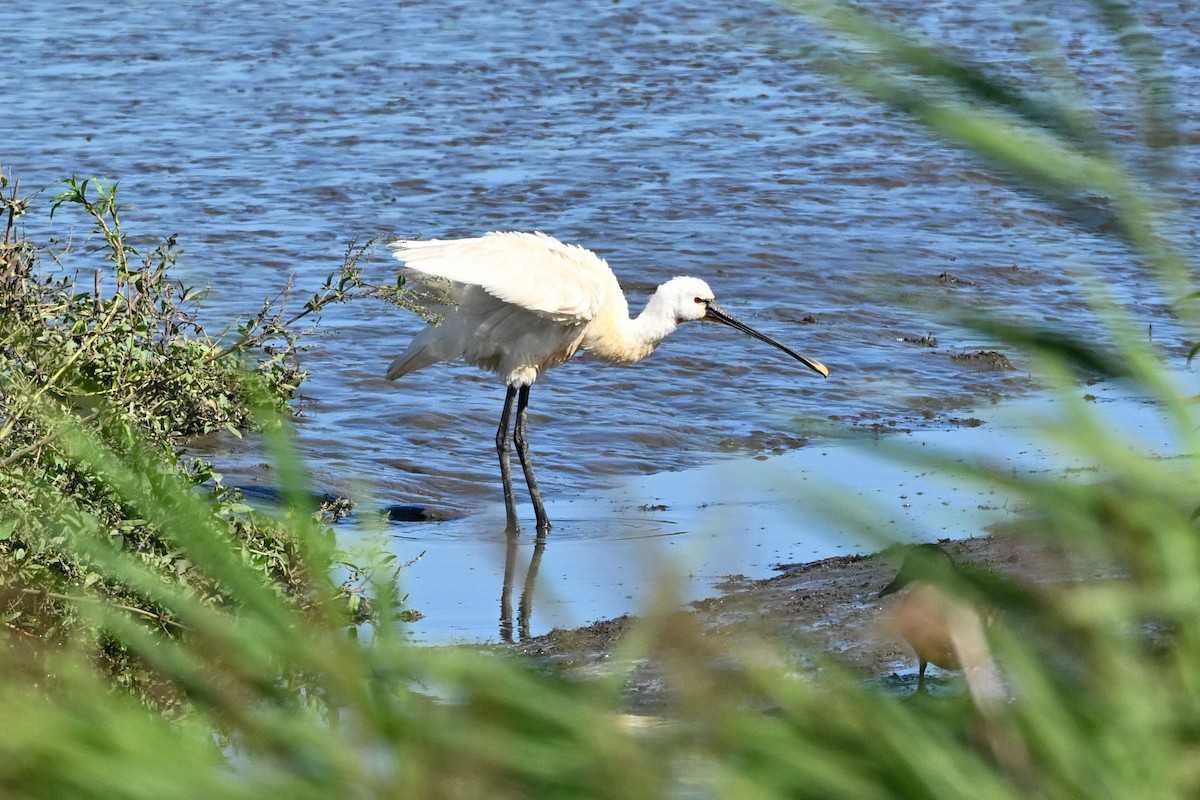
[511,529,1075,701]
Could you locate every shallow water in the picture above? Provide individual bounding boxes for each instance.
[4,1,1198,640]
[341,378,1193,641]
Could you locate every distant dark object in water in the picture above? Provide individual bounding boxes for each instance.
[937,272,976,286]
[900,333,939,348]
[233,486,455,523]
[1057,191,1122,234]
[950,350,1015,371]
[385,504,436,522]
[384,504,463,522]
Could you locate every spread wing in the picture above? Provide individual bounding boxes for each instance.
[389,231,619,323]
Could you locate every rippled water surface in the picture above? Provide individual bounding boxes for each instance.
[4,0,1198,640]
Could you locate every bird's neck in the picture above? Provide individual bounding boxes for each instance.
[584,288,679,364]
[632,288,683,345]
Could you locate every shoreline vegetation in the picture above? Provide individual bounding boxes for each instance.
[0,168,408,711]
[3,1,1200,798]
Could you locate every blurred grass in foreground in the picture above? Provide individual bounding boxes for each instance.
[4,1,1200,797]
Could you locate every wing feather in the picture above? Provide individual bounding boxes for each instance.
[389,231,618,323]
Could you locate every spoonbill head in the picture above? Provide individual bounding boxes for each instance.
[385,231,828,532]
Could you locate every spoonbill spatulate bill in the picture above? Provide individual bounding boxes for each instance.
[385,231,828,533]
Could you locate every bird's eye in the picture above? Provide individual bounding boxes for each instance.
[694,297,705,304]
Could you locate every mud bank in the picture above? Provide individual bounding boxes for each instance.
[511,530,1082,703]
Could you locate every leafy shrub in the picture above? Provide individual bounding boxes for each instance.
[0,171,392,710]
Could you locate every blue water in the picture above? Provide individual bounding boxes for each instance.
[4,0,1197,640]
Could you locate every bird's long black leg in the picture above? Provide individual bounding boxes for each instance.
[513,385,551,531]
[496,386,521,532]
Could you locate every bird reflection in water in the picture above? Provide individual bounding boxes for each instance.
[499,530,547,643]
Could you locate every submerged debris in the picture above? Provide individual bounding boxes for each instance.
[900,333,939,347]
[938,272,977,286]
[951,350,1016,371]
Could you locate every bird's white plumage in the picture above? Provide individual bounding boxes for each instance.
[387,231,686,387]
[391,232,619,323]
[386,231,827,390]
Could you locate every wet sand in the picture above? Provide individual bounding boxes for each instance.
[511,529,1078,700]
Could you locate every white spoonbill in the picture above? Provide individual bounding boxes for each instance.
[386,231,828,533]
